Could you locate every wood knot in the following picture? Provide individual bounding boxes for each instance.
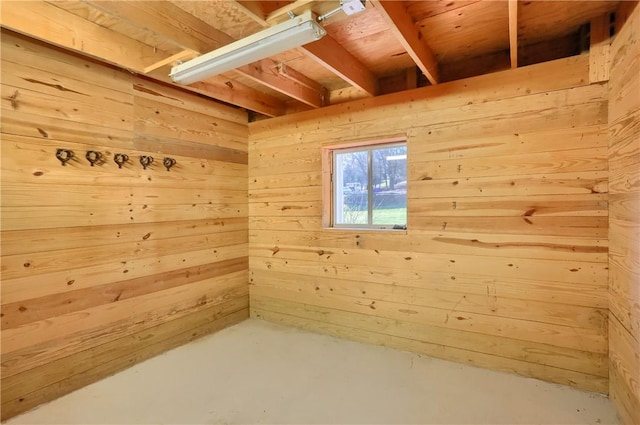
[9,90,19,109]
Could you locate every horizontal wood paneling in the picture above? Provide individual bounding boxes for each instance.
[2,258,249,330]
[1,302,248,420]
[608,4,640,424]
[410,194,609,217]
[0,30,249,420]
[133,96,247,150]
[251,301,608,393]
[2,242,247,304]
[249,215,610,237]
[249,284,606,347]
[1,218,247,256]
[409,147,608,179]
[248,55,610,393]
[249,54,593,136]
[250,231,608,261]
[2,273,248,365]
[250,269,607,310]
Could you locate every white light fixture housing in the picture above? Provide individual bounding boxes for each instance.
[341,0,366,15]
[169,11,326,85]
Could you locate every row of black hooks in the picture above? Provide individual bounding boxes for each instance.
[56,149,177,171]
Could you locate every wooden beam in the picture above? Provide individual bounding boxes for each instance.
[589,13,611,83]
[85,0,325,110]
[265,0,314,24]
[303,36,378,96]
[190,78,285,118]
[1,1,285,117]
[276,62,327,95]
[144,50,199,74]
[231,0,371,97]
[508,0,518,69]
[144,68,286,118]
[234,1,268,24]
[84,0,234,52]
[0,0,167,74]
[370,0,439,85]
[236,59,325,108]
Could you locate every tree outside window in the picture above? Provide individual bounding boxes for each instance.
[333,142,407,229]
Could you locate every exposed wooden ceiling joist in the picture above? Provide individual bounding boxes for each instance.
[302,36,378,96]
[85,0,232,52]
[145,66,287,117]
[85,0,323,107]
[144,49,199,74]
[2,0,624,119]
[2,1,166,75]
[0,0,286,117]
[370,0,439,85]
[508,0,518,68]
[276,62,327,95]
[186,76,286,117]
[232,0,378,96]
[266,0,315,23]
[234,1,270,25]
[238,59,326,108]
[71,0,327,111]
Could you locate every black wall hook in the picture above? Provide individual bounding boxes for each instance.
[55,148,74,166]
[114,153,129,169]
[85,150,102,166]
[163,157,176,171]
[140,155,154,170]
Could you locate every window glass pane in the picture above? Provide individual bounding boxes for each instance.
[372,145,407,226]
[335,150,368,225]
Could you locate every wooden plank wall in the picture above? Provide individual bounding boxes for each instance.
[608,3,640,425]
[248,54,610,393]
[0,30,249,420]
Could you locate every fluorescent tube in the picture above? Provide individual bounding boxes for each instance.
[170,11,326,85]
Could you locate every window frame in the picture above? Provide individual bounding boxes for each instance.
[322,137,407,231]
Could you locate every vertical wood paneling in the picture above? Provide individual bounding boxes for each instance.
[248,54,610,393]
[608,4,640,425]
[0,30,249,420]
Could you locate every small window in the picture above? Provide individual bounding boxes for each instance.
[328,141,407,230]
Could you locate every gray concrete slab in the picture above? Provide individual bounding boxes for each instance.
[7,319,620,424]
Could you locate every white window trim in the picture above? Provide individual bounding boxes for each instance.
[322,137,407,231]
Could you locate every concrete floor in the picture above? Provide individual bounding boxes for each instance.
[8,319,619,424]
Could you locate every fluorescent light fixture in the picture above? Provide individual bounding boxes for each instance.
[170,11,326,85]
